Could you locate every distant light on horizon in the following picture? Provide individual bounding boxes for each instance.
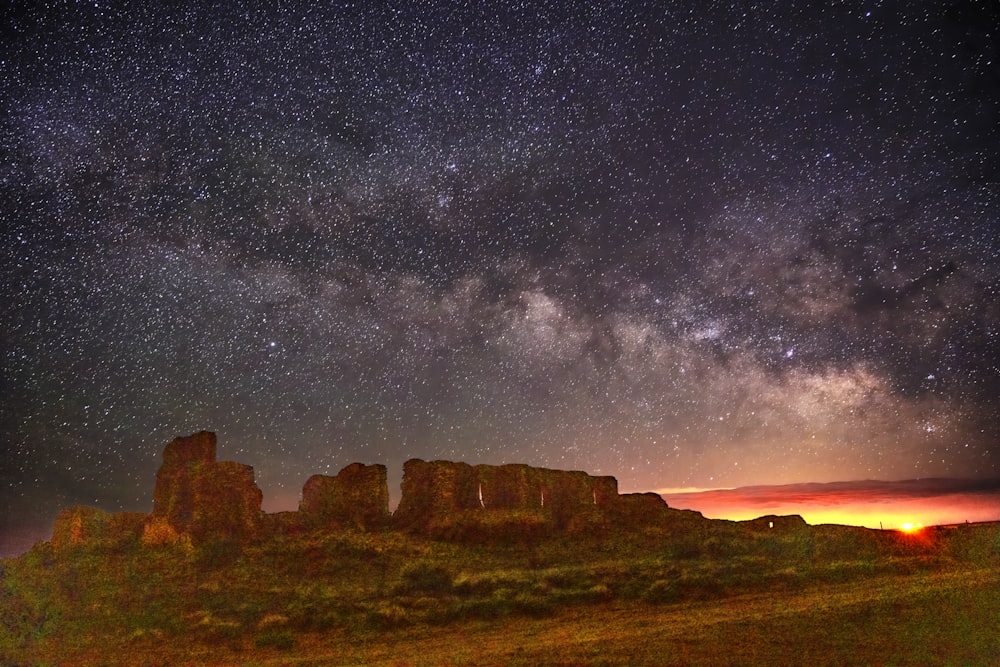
[659,479,1000,530]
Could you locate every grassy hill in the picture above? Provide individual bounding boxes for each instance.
[2,514,997,665]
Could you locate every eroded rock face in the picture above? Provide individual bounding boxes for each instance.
[151,431,263,544]
[47,430,789,551]
[394,459,479,533]
[299,463,389,531]
[162,429,216,466]
[51,506,146,550]
[393,459,622,534]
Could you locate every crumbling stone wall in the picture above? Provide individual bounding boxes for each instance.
[393,458,622,533]
[43,431,730,552]
[151,431,263,544]
[299,462,389,531]
[51,506,146,550]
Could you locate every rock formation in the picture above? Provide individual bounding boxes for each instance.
[51,506,146,550]
[299,463,389,531]
[392,458,621,535]
[45,430,810,554]
[150,431,263,544]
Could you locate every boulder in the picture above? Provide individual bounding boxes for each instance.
[151,431,263,544]
[299,463,389,531]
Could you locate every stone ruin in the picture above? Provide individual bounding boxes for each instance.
[392,458,622,534]
[299,463,390,531]
[51,506,146,551]
[151,431,263,543]
[49,431,682,550]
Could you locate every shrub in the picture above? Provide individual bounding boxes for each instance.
[196,538,243,569]
[396,560,453,596]
[550,583,613,605]
[454,596,511,620]
[511,592,554,617]
[285,585,342,631]
[255,627,294,650]
[644,579,679,604]
[668,536,703,559]
[540,567,592,589]
[366,602,411,629]
[453,570,527,596]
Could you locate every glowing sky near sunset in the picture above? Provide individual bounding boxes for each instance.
[2,2,998,556]
[660,478,1000,530]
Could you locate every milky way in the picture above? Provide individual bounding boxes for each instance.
[2,1,998,551]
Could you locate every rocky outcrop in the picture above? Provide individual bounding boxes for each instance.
[150,431,263,544]
[613,492,671,524]
[51,506,146,550]
[393,459,621,535]
[299,463,389,531]
[45,430,816,554]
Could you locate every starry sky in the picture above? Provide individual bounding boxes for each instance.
[2,1,999,553]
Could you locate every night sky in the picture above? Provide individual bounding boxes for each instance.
[2,1,999,553]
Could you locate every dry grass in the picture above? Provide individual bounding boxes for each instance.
[2,521,997,665]
[237,566,1000,666]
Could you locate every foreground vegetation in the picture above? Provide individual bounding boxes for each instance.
[2,519,998,665]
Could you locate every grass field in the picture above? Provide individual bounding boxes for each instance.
[223,565,999,666]
[2,520,997,665]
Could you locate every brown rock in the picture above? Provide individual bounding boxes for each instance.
[299,463,389,531]
[393,459,480,532]
[394,458,623,534]
[538,468,600,529]
[162,430,216,466]
[51,506,146,550]
[592,476,619,505]
[151,431,263,544]
[612,492,671,526]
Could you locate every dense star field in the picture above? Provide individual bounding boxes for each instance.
[2,1,998,553]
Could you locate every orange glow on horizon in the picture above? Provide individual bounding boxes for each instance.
[656,500,941,530]
[658,485,1000,530]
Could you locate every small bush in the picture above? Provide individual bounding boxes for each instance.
[196,538,243,569]
[511,592,554,617]
[396,560,453,595]
[255,627,294,650]
[540,567,591,589]
[668,537,703,559]
[285,585,344,632]
[550,583,612,606]
[366,602,411,629]
[453,570,526,596]
[454,596,511,620]
[644,579,679,604]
